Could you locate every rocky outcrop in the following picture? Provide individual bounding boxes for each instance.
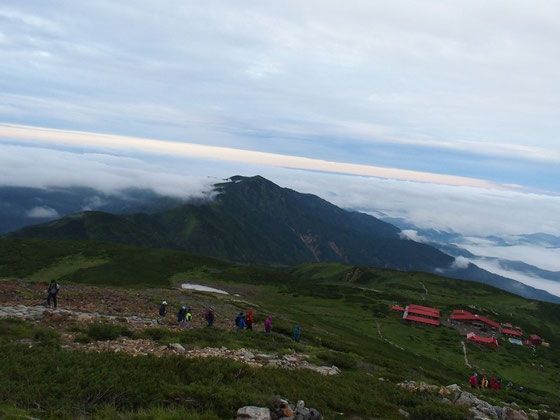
[0,305,157,326]
[396,382,543,420]
[236,397,322,420]
[61,338,340,374]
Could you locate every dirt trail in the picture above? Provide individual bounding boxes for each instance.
[376,321,405,351]
[419,282,428,300]
[461,341,472,368]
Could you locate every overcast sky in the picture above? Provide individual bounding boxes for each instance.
[1,1,559,275]
[1,0,559,190]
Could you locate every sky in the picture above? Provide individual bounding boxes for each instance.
[1,2,559,281]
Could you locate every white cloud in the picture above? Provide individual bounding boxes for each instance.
[1,0,560,177]
[0,124,500,189]
[451,256,470,270]
[470,257,560,297]
[399,229,428,243]
[459,243,560,272]
[26,206,59,218]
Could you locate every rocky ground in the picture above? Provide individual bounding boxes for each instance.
[396,381,558,420]
[0,280,340,376]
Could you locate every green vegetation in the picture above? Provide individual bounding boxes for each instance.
[1,238,560,418]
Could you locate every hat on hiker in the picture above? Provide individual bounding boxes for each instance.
[182,306,186,309]
[162,301,168,305]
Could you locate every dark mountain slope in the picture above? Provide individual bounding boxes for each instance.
[10,176,453,271]
[0,186,185,234]
[9,175,560,303]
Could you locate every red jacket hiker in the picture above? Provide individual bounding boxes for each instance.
[489,377,496,389]
[468,374,478,388]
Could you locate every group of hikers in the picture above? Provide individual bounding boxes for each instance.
[469,373,502,390]
[468,373,523,392]
[158,301,215,327]
[159,300,302,341]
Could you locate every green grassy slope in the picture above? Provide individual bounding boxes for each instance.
[1,238,560,418]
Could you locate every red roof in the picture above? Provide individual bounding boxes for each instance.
[392,305,405,312]
[501,328,522,337]
[529,334,543,342]
[407,307,440,319]
[408,304,440,317]
[452,309,473,316]
[449,313,500,329]
[467,333,499,348]
[403,314,441,326]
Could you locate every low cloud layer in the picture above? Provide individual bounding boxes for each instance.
[1,1,559,190]
[26,206,59,218]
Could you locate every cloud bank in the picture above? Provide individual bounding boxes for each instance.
[1,1,559,190]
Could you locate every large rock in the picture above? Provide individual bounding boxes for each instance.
[168,343,186,353]
[237,406,271,420]
[501,407,529,420]
[454,391,498,418]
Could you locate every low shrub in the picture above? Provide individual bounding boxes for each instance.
[86,323,134,341]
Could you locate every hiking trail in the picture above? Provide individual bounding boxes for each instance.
[461,341,472,369]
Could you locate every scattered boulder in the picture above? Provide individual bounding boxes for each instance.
[237,406,271,420]
[398,408,410,418]
[501,407,529,420]
[168,343,186,353]
[268,397,322,420]
[446,384,462,393]
[454,391,498,418]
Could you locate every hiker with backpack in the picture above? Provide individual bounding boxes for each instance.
[237,315,246,330]
[177,306,187,326]
[46,280,60,308]
[245,309,254,331]
[264,316,272,333]
[159,301,168,317]
[235,313,244,328]
[294,325,301,342]
[185,307,193,327]
[468,373,478,388]
[205,307,215,327]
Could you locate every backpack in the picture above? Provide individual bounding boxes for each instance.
[186,312,192,321]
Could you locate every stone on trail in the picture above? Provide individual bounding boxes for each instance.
[168,343,186,353]
[236,406,271,420]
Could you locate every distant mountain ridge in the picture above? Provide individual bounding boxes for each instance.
[0,186,187,234]
[6,175,560,303]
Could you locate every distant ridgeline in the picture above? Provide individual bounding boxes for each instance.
[5,175,560,304]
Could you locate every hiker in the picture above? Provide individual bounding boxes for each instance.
[264,316,272,333]
[185,307,193,327]
[245,309,254,331]
[235,313,244,328]
[468,373,478,388]
[481,375,488,388]
[294,325,301,342]
[506,381,514,389]
[205,307,215,327]
[237,315,246,331]
[159,301,168,317]
[488,377,496,389]
[494,378,501,390]
[46,280,60,308]
[177,306,187,326]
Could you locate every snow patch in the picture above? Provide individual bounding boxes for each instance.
[181,283,229,295]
